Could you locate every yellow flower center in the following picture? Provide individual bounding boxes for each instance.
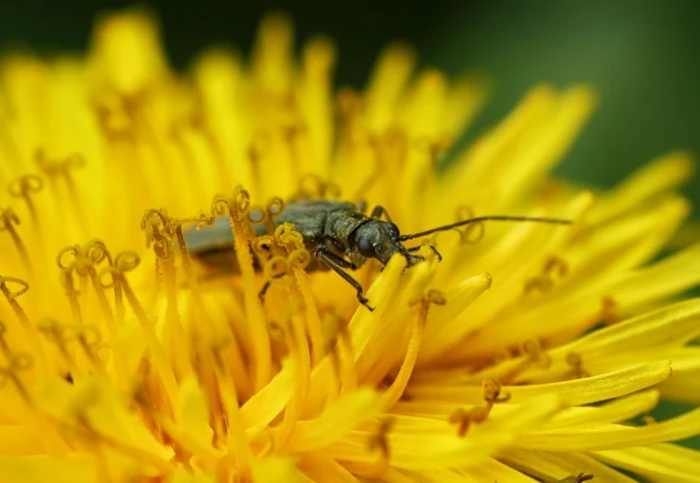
[0,7,699,483]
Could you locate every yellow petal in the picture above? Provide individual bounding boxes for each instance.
[0,454,97,483]
[326,394,562,470]
[397,467,483,482]
[595,443,700,482]
[590,151,694,225]
[298,453,360,483]
[176,376,214,452]
[500,448,635,482]
[516,407,700,451]
[171,464,216,483]
[240,358,297,429]
[89,8,168,94]
[419,272,492,364]
[365,43,415,132]
[563,298,700,355]
[66,378,173,472]
[287,388,382,453]
[660,370,700,403]
[602,243,700,317]
[409,361,671,405]
[251,456,306,483]
[543,389,660,430]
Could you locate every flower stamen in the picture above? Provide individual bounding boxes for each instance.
[323,310,356,398]
[524,256,569,294]
[57,241,128,383]
[275,314,311,450]
[0,207,32,273]
[269,223,324,364]
[556,474,594,483]
[368,417,394,476]
[102,251,179,409]
[598,296,619,325]
[449,405,491,438]
[0,320,10,356]
[499,339,552,384]
[384,290,444,408]
[8,174,43,223]
[454,205,486,244]
[35,150,86,223]
[522,339,552,369]
[483,378,511,404]
[37,318,77,371]
[212,188,271,390]
[68,409,174,476]
[292,174,341,201]
[565,352,589,379]
[0,275,48,369]
[450,377,510,438]
[0,351,34,405]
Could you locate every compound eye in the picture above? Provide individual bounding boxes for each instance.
[357,237,375,258]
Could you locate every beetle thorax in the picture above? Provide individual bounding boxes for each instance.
[324,210,369,252]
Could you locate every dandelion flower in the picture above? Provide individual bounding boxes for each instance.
[1,8,700,483]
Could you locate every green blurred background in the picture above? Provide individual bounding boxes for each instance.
[1,0,697,208]
[1,0,698,450]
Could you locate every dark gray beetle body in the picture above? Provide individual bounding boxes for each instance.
[184,199,417,267]
[183,199,421,309]
[183,199,569,309]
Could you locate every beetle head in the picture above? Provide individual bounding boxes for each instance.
[348,220,423,267]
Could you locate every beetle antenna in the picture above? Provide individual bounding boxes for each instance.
[397,215,572,241]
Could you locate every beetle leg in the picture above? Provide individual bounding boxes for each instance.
[258,271,286,304]
[316,246,375,311]
[370,205,393,223]
[407,244,443,262]
[318,248,357,270]
[258,281,272,303]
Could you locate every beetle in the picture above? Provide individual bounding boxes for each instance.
[183,200,571,310]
